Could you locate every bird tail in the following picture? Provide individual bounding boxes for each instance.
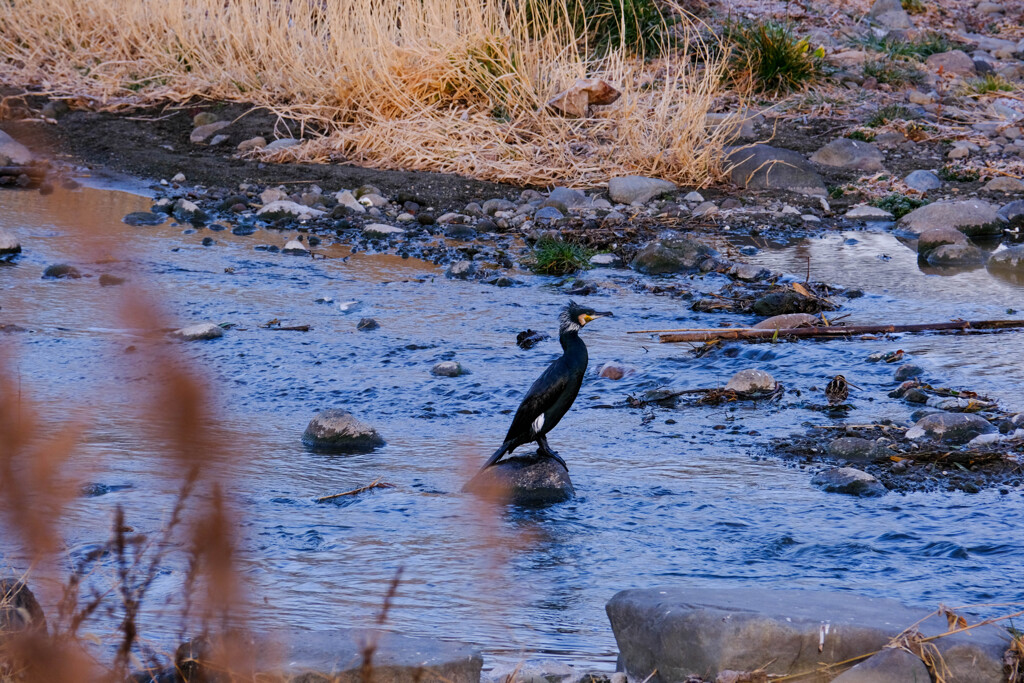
[480,442,511,472]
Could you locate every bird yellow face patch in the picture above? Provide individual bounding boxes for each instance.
[579,313,594,326]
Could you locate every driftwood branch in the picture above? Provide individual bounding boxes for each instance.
[652,319,1024,344]
[316,478,395,503]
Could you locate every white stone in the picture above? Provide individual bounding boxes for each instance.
[257,200,325,220]
[335,190,366,214]
[684,191,705,202]
[261,188,289,204]
[0,130,33,165]
[171,172,186,183]
[845,205,894,219]
[363,223,405,237]
[171,322,224,341]
[265,138,300,151]
[282,239,309,254]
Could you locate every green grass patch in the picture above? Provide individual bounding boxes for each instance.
[847,130,876,142]
[871,194,927,219]
[865,104,917,128]
[529,237,594,275]
[938,164,980,182]
[528,0,673,57]
[863,59,924,87]
[724,20,825,94]
[856,32,953,60]
[966,73,1014,94]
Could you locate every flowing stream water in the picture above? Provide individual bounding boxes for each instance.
[2,181,1023,669]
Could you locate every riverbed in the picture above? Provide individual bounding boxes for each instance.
[2,180,1023,669]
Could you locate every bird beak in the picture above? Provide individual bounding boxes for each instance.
[582,311,613,325]
[846,382,862,390]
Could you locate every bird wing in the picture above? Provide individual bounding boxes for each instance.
[502,356,576,444]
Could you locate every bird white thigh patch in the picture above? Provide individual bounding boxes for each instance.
[531,414,545,434]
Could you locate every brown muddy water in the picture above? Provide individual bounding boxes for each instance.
[1,181,1023,669]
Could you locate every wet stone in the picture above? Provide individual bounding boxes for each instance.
[906,413,996,444]
[42,263,81,279]
[725,369,776,393]
[0,577,46,637]
[629,233,716,275]
[356,318,379,331]
[302,409,385,454]
[123,211,168,227]
[0,228,22,258]
[917,226,967,255]
[281,239,309,255]
[463,453,575,506]
[446,260,476,280]
[170,322,224,341]
[516,329,549,349]
[99,273,126,287]
[998,200,1024,226]
[812,467,887,497]
[987,245,1024,274]
[893,364,923,381]
[898,199,1003,237]
[827,437,876,462]
[607,176,676,204]
[725,145,826,196]
[926,243,987,267]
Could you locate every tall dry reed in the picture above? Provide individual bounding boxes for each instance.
[0,0,733,186]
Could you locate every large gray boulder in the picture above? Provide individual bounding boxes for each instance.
[463,453,574,506]
[0,130,33,166]
[831,647,931,683]
[810,138,885,172]
[302,409,385,453]
[608,176,676,205]
[905,412,996,444]
[629,234,717,275]
[897,200,1003,237]
[139,629,482,683]
[606,587,1009,683]
[998,200,1024,226]
[726,145,827,196]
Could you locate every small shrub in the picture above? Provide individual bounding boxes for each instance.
[529,237,594,275]
[724,20,825,94]
[865,104,916,128]
[863,59,924,87]
[872,193,927,219]
[938,164,980,182]
[966,73,1014,94]
[901,0,926,13]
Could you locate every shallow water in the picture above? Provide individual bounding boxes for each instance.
[2,185,1024,668]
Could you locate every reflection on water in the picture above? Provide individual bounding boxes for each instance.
[2,187,1024,667]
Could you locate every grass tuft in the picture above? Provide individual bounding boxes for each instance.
[857,32,952,60]
[863,59,924,87]
[866,104,917,128]
[529,238,594,275]
[966,73,1014,94]
[530,0,674,57]
[723,20,824,95]
[872,193,927,218]
[938,164,980,182]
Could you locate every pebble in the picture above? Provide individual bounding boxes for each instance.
[237,136,267,152]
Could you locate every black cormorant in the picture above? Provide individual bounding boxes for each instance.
[480,300,612,472]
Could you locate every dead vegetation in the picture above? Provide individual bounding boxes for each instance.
[0,0,737,187]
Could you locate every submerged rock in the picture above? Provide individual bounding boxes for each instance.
[463,453,574,506]
[987,245,1024,274]
[302,409,385,453]
[281,239,309,255]
[812,467,887,496]
[431,361,468,377]
[42,263,81,279]
[171,322,224,341]
[122,211,168,227]
[724,369,776,393]
[629,234,716,275]
[916,226,967,255]
[906,413,995,444]
[606,587,1007,683]
[926,243,987,267]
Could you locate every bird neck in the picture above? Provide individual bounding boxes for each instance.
[559,328,587,359]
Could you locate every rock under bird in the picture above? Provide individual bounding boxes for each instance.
[479,301,612,472]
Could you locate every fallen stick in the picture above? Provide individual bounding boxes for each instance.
[654,319,1024,343]
[316,478,395,503]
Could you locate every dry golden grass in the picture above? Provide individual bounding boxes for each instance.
[0,0,734,187]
